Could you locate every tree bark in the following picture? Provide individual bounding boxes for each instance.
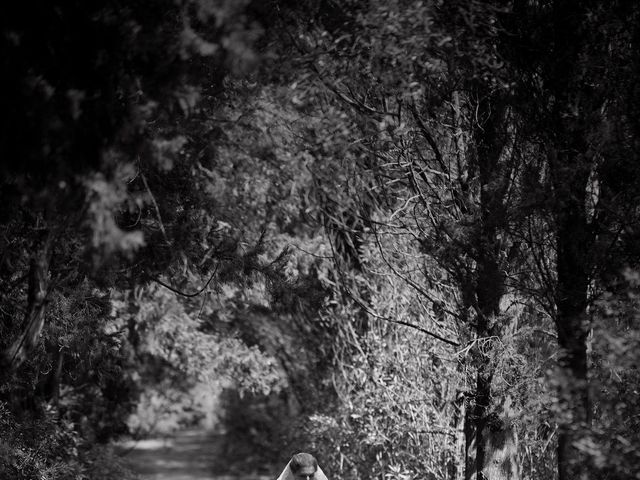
[536,1,593,476]
[465,95,519,480]
[1,234,52,373]
[553,149,592,480]
[482,404,519,480]
[454,392,467,480]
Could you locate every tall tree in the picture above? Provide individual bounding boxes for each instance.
[500,1,640,477]
[275,2,528,478]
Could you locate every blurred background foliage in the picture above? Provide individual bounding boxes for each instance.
[1,1,640,480]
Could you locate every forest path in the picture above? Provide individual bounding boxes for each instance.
[119,429,271,480]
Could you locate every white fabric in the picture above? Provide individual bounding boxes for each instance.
[276,461,328,480]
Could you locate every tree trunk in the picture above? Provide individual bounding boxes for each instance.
[473,363,492,480]
[545,1,595,476]
[465,391,475,480]
[454,392,467,480]
[465,95,519,480]
[482,408,519,480]
[553,150,592,480]
[1,234,52,373]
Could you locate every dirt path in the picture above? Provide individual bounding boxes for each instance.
[119,430,271,480]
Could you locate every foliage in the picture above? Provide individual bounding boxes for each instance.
[118,284,286,436]
[0,1,310,477]
[2,1,640,480]
[587,271,640,479]
[0,401,137,480]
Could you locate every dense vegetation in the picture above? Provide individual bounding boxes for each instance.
[1,1,640,479]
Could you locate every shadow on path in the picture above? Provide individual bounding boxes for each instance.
[119,429,271,480]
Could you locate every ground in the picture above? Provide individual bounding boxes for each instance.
[119,429,273,480]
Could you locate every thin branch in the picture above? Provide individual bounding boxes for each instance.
[290,243,335,259]
[196,291,209,320]
[151,263,219,298]
[371,223,461,321]
[141,172,169,245]
[344,286,460,347]
[409,102,446,173]
[412,429,457,438]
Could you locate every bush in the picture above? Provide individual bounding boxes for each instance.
[0,401,136,480]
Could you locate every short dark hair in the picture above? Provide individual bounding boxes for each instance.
[290,453,318,475]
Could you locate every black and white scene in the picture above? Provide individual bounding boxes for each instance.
[1,1,639,479]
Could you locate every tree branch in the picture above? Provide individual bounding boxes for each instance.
[151,263,219,298]
[344,285,460,347]
[141,172,169,245]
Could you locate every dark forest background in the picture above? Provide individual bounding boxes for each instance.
[1,1,640,479]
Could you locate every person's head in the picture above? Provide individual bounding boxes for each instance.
[289,452,318,480]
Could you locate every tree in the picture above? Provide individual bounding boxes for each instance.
[281,2,527,478]
[499,2,640,477]
[0,1,322,476]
